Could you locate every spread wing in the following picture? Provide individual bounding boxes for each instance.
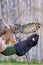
[0,22,41,45]
[22,22,41,34]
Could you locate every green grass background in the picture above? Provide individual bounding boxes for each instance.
[0,63,43,65]
[0,59,43,65]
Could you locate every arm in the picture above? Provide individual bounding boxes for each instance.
[1,46,17,56]
[0,34,39,56]
[0,38,17,56]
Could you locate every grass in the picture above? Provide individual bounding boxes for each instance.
[0,59,43,65]
[0,63,43,65]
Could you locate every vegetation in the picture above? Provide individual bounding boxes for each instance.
[0,59,43,65]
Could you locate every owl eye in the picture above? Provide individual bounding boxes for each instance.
[14,27,18,30]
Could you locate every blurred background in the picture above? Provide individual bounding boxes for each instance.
[0,0,43,63]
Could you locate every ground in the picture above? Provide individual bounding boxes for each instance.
[0,63,43,65]
[0,59,43,65]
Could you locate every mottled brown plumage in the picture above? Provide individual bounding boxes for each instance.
[0,22,41,44]
[22,22,40,34]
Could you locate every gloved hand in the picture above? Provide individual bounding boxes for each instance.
[14,34,39,56]
[0,38,7,52]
